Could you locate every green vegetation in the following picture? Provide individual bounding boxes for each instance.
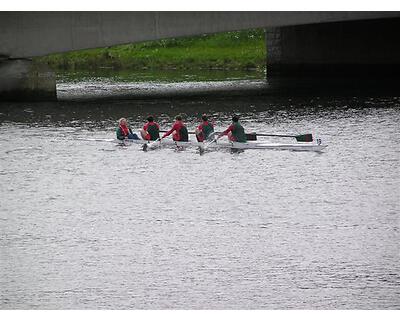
[35,29,266,71]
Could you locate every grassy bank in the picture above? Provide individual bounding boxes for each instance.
[35,29,266,71]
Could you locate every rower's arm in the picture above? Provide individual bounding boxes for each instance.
[219,124,234,137]
[162,123,177,138]
[162,128,174,138]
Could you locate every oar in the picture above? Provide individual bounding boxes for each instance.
[199,135,222,155]
[159,129,198,135]
[160,129,218,136]
[159,130,312,142]
[245,132,313,142]
[143,138,162,151]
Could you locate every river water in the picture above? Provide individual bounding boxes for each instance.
[0,71,399,309]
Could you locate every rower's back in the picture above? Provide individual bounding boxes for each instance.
[178,124,189,142]
[146,122,160,141]
[202,121,214,140]
[231,117,247,143]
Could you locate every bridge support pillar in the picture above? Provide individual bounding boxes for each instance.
[266,18,400,80]
[0,59,56,101]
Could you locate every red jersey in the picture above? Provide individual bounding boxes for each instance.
[221,124,235,136]
[143,121,160,141]
[143,121,160,131]
[197,121,214,142]
[162,121,186,141]
[197,121,212,131]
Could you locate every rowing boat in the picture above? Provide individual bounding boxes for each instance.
[118,137,327,152]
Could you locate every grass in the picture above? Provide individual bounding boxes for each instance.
[34,29,266,71]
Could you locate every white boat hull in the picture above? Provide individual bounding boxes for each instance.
[118,138,327,152]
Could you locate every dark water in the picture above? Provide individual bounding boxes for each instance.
[0,72,399,309]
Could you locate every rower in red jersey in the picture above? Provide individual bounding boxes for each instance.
[218,115,247,143]
[140,116,160,141]
[161,115,189,142]
[195,114,215,142]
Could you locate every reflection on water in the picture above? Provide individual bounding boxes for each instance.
[56,69,266,83]
[55,69,267,101]
[0,76,399,309]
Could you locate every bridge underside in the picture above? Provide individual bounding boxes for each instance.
[266,17,400,78]
[1,14,400,101]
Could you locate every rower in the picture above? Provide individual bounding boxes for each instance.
[161,115,189,142]
[195,114,215,142]
[140,115,160,141]
[116,118,139,140]
[218,115,247,143]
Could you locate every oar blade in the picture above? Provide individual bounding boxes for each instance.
[245,133,257,141]
[147,138,162,150]
[295,134,313,142]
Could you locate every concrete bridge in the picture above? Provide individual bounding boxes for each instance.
[1,11,400,100]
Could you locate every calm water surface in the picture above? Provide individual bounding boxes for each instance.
[0,75,399,309]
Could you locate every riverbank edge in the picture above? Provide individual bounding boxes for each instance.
[34,29,267,72]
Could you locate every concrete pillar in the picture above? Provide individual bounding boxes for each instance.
[266,17,400,78]
[265,28,282,75]
[0,59,56,101]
